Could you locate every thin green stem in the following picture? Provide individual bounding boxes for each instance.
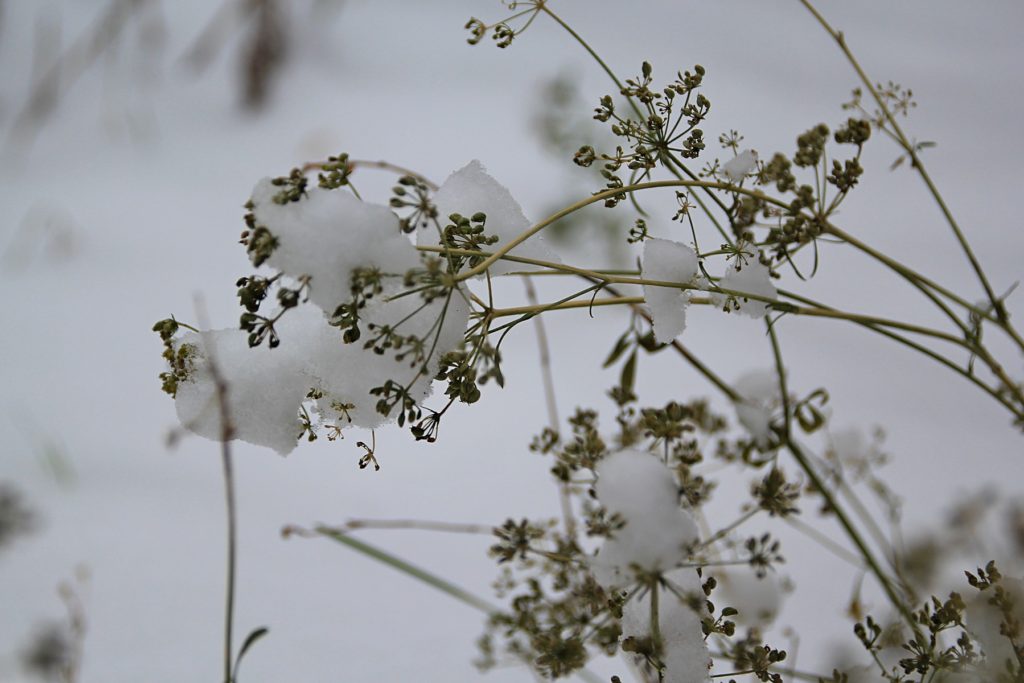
[489,296,642,318]
[310,525,500,613]
[698,508,760,549]
[593,280,743,402]
[824,222,980,329]
[425,243,1023,419]
[660,154,733,245]
[199,309,239,683]
[767,325,919,635]
[797,0,1002,313]
[220,448,236,683]
[788,435,917,633]
[453,178,782,281]
[486,285,603,336]
[538,3,733,238]
[778,288,1023,419]
[783,516,865,569]
[709,651,826,683]
[334,518,494,535]
[490,286,964,348]
[292,524,605,683]
[538,5,639,119]
[668,337,742,403]
[522,276,577,540]
[650,580,661,651]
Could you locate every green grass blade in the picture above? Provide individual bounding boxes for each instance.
[313,525,499,614]
[313,526,607,683]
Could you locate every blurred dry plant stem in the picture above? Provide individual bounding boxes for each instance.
[6,0,159,150]
[5,0,306,155]
[182,0,289,109]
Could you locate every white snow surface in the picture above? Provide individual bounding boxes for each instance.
[721,149,758,183]
[174,177,477,452]
[174,289,469,452]
[715,253,777,319]
[305,284,470,430]
[714,566,786,626]
[422,160,561,276]
[250,178,421,315]
[592,450,700,586]
[733,370,782,447]
[620,567,712,683]
[174,327,311,455]
[593,450,709,682]
[642,238,701,343]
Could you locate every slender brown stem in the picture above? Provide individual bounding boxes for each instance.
[796,0,1001,313]
[783,516,865,569]
[453,179,786,281]
[336,518,493,535]
[698,508,759,549]
[522,277,578,539]
[767,324,919,635]
[196,298,238,683]
[220,446,236,683]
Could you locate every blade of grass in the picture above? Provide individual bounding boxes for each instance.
[312,525,499,614]
[310,526,607,683]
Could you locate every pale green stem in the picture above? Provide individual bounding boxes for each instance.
[422,244,1024,420]
[453,180,784,281]
[767,324,919,636]
[783,516,866,569]
[336,518,494,535]
[488,288,965,348]
[824,222,981,329]
[698,508,760,549]
[779,288,1023,419]
[797,0,1002,314]
[306,526,604,683]
[522,276,578,540]
[311,525,500,613]
[221,447,236,683]
[538,3,733,237]
[650,580,661,653]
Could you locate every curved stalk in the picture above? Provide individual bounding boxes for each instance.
[453,179,786,281]
[538,3,734,235]
[796,0,1001,314]
[767,324,920,636]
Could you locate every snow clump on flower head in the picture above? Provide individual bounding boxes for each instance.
[165,162,547,454]
[721,149,758,183]
[620,567,712,683]
[591,449,700,584]
[248,178,422,315]
[641,238,701,343]
[733,370,783,448]
[713,249,777,319]
[591,449,711,683]
[173,324,312,455]
[422,160,561,276]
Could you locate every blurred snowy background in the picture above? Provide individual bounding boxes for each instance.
[1,0,1022,681]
